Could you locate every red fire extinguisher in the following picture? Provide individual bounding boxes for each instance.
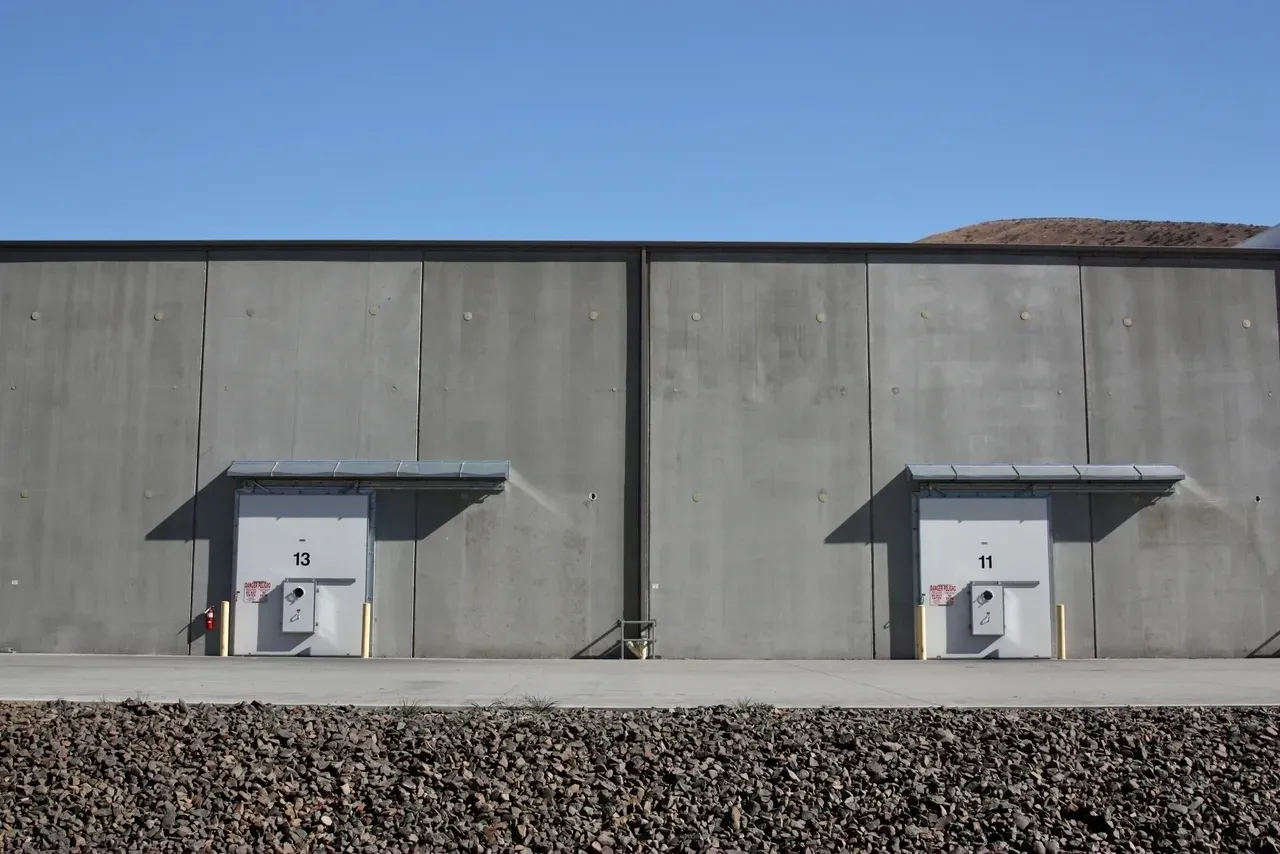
[204,607,215,632]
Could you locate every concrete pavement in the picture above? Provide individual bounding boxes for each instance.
[0,655,1277,708]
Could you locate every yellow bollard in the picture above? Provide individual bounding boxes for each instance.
[915,604,928,660]
[218,600,230,657]
[1055,603,1067,660]
[361,602,372,658]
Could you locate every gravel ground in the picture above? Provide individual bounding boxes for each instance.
[2,701,1278,853]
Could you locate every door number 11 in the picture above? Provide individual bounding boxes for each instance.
[978,555,993,569]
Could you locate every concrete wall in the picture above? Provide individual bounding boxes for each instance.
[1083,263,1280,657]
[0,245,1275,659]
[866,256,1095,659]
[414,257,636,658]
[0,254,206,653]
[192,252,423,655]
[648,257,873,658]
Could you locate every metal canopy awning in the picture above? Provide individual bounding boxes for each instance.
[228,459,510,491]
[906,463,1185,494]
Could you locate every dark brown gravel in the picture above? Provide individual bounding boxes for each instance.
[2,701,1278,853]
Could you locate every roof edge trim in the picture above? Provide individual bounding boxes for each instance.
[2,239,1280,262]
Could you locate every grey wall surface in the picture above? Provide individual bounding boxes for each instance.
[1083,264,1280,657]
[192,253,423,655]
[0,245,1276,659]
[413,258,636,658]
[866,256,1094,659]
[648,258,873,658]
[0,255,206,653]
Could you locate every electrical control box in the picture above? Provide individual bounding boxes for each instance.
[970,583,1006,637]
[281,579,317,634]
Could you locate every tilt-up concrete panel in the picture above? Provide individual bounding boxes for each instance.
[0,254,206,653]
[868,255,1093,659]
[649,257,873,659]
[415,257,634,658]
[193,252,422,656]
[1084,263,1280,657]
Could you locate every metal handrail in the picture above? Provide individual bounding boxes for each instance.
[570,618,658,660]
[618,619,657,660]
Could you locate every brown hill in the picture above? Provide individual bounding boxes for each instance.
[918,217,1268,248]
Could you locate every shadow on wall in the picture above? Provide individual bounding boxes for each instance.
[568,622,648,660]
[146,471,480,655]
[824,470,1153,659]
[1248,629,1280,658]
[145,473,225,651]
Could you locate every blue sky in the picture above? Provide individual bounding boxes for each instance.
[1,1,1276,241]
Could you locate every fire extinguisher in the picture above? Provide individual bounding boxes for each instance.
[204,607,215,632]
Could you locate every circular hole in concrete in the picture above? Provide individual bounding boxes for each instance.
[589,492,597,501]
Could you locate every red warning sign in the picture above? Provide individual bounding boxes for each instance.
[929,584,958,606]
[243,581,272,604]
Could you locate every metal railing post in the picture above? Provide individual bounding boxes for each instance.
[915,604,928,660]
[218,600,230,657]
[1055,603,1067,660]
[361,602,372,658]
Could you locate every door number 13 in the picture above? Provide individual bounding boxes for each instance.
[293,552,311,566]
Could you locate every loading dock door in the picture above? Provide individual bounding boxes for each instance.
[232,492,370,656]
[917,496,1053,659]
